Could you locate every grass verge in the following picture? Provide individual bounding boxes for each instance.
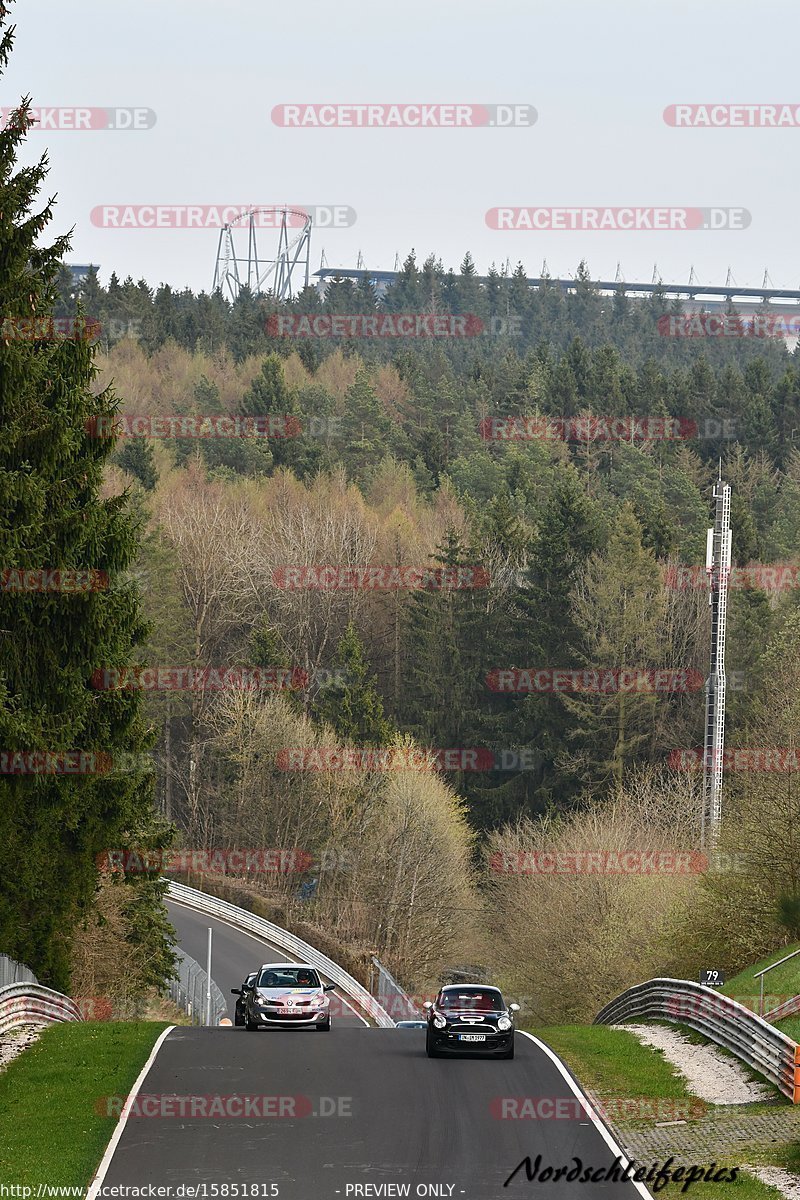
[722,944,800,1013]
[528,1024,696,1101]
[0,1021,168,1186]
[656,1174,784,1197]
[530,1026,790,1198]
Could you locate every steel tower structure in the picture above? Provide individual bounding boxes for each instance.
[702,475,732,848]
[213,208,311,302]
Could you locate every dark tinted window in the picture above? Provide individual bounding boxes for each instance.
[258,967,321,988]
[438,989,503,1011]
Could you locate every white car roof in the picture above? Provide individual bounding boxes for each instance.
[258,963,316,971]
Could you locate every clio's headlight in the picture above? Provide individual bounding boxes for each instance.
[497,1016,512,1031]
[433,1011,447,1029]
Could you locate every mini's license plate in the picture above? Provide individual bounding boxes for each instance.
[459,1033,486,1042]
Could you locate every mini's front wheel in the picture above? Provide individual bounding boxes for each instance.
[425,1029,440,1058]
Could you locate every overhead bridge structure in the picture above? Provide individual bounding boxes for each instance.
[314,267,800,314]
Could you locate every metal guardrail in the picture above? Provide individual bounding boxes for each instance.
[595,977,800,1102]
[756,948,800,1016]
[0,983,83,1036]
[0,953,39,988]
[372,956,422,1021]
[166,880,396,1027]
[765,994,800,1022]
[168,946,228,1026]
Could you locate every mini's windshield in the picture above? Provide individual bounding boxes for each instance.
[438,989,503,1011]
[258,967,321,988]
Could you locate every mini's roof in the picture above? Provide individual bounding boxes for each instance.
[440,983,501,991]
[258,962,316,971]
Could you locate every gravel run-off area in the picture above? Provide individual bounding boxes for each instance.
[0,1024,44,1073]
[613,1022,773,1105]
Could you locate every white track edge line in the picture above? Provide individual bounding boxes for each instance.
[167,898,370,1027]
[86,1024,175,1200]
[519,1032,654,1199]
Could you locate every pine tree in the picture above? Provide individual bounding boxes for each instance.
[498,468,604,812]
[115,439,158,490]
[0,7,172,987]
[560,503,666,791]
[312,624,394,746]
[340,367,390,480]
[397,528,490,815]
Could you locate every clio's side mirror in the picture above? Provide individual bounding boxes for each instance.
[323,983,336,992]
[509,1003,520,1013]
[422,1001,433,1010]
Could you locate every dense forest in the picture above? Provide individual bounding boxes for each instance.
[57,259,800,1015]
[5,44,800,1012]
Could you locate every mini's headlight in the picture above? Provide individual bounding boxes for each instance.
[433,1012,447,1029]
[497,1016,512,1031]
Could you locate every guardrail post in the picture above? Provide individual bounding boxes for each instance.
[794,1045,800,1104]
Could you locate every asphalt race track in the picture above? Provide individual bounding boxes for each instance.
[95,900,652,1198]
[165,899,367,1027]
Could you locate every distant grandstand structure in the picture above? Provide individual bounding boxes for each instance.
[314,267,800,314]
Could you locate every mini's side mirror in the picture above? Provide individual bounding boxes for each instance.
[509,1003,520,1013]
[422,1001,433,1010]
[323,983,336,992]
[231,988,242,996]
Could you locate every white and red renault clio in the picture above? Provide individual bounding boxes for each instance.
[233,962,336,1031]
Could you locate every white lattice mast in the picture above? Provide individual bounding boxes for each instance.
[702,472,732,847]
[213,208,312,302]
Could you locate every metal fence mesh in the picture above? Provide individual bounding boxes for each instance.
[371,957,421,1022]
[0,953,38,988]
[168,946,228,1025]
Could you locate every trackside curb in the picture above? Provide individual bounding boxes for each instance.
[518,1032,654,1199]
[86,1025,175,1200]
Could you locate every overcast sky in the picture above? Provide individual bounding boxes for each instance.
[7,0,797,295]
